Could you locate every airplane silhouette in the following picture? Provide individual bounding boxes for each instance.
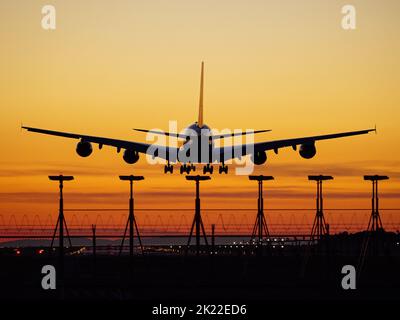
[22,62,375,174]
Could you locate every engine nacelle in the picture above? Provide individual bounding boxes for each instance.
[76,141,93,157]
[123,149,139,164]
[299,142,316,159]
[250,151,267,165]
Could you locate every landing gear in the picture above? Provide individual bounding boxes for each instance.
[164,163,174,174]
[180,164,196,174]
[219,164,228,174]
[203,164,214,174]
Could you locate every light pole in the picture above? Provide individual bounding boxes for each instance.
[48,175,74,288]
[359,175,389,274]
[186,175,211,256]
[308,175,333,241]
[119,175,144,257]
[249,175,274,244]
[49,175,74,258]
[363,175,389,232]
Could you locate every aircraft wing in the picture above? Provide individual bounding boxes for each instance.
[22,126,179,161]
[216,128,376,161]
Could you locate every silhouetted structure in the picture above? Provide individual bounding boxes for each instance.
[119,175,144,257]
[211,224,216,254]
[364,175,389,232]
[186,175,210,256]
[249,175,274,244]
[48,175,74,289]
[49,175,74,256]
[308,175,333,241]
[92,224,96,258]
[358,175,390,275]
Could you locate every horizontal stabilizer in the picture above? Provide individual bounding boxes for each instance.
[133,128,188,139]
[211,129,271,140]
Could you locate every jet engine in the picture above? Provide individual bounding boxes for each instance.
[123,149,140,164]
[299,142,316,159]
[250,150,267,165]
[76,141,93,157]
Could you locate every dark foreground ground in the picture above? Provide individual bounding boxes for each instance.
[1,250,399,302]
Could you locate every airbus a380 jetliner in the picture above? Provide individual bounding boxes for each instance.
[22,62,375,174]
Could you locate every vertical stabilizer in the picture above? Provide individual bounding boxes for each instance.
[198,62,204,128]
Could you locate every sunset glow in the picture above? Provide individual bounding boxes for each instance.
[1,1,399,232]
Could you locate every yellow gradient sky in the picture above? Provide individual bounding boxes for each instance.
[0,1,399,230]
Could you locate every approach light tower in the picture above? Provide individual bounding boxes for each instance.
[364,175,389,232]
[308,175,333,241]
[186,175,211,256]
[249,175,274,243]
[358,175,389,277]
[119,175,144,257]
[49,175,74,258]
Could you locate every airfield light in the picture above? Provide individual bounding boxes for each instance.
[308,175,333,241]
[248,175,274,255]
[118,175,145,257]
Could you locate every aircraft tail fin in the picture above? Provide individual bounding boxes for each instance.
[198,61,204,128]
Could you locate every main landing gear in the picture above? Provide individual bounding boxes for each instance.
[203,164,214,174]
[165,163,228,174]
[203,163,228,174]
[180,163,196,174]
[219,163,228,174]
[164,163,174,174]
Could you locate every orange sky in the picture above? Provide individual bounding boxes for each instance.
[0,1,399,232]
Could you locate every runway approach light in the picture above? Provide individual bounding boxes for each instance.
[186,175,211,181]
[249,175,274,181]
[49,175,74,181]
[308,175,333,181]
[364,175,389,181]
[119,175,144,181]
